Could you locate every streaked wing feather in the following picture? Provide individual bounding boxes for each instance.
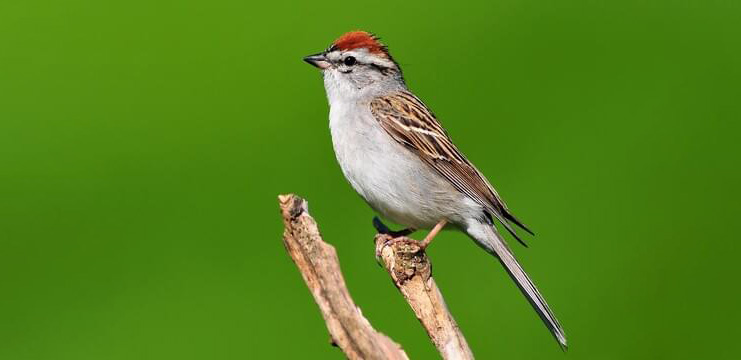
[370,92,530,244]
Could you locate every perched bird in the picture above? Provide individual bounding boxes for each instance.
[303,31,567,349]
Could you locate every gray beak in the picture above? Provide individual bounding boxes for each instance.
[303,53,331,70]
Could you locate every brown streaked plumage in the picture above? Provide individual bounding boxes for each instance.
[370,91,533,246]
[305,31,567,350]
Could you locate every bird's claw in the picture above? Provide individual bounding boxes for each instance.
[372,216,414,237]
[372,216,391,234]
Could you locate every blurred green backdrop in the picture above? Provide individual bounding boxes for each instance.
[1,0,739,359]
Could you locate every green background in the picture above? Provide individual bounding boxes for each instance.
[1,0,739,359]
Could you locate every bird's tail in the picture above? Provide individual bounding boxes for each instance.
[466,220,567,350]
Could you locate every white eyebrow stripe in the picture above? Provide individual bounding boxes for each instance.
[339,49,396,68]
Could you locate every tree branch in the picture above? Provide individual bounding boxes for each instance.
[279,194,408,360]
[375,234,474,360]
[279,193,473,359]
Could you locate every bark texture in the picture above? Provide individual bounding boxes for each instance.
[375,235,474,360]
[279,194,408,360]
[279,194,473,359]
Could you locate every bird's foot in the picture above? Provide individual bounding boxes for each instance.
[372,217,415,238]
[373,217,419,260]
[374,233,430,269]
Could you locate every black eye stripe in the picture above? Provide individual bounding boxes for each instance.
[370,63,392,75]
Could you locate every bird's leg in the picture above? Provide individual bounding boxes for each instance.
[373,217,416,237]
[420,219,448,249]
[373,217,418,259]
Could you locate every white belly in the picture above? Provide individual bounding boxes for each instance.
[328,102,476,229]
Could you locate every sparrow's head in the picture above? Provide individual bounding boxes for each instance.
[304,31,405,101]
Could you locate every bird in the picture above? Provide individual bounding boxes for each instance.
[303,31,567,350]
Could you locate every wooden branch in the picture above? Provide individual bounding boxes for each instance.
[279,193,474,359]
[279,194,408,360]
[375,234,474,360]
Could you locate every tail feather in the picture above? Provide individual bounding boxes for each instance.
[467,220,567,350]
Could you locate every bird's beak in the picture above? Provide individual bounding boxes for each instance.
[303,53,331,70]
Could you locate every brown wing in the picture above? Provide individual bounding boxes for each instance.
[370,91,533,244]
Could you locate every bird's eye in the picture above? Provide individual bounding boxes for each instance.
[343,56,357,66]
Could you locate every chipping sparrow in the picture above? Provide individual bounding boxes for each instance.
[304,31,567,349]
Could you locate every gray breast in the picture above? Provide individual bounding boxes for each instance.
[329,106,471,229]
